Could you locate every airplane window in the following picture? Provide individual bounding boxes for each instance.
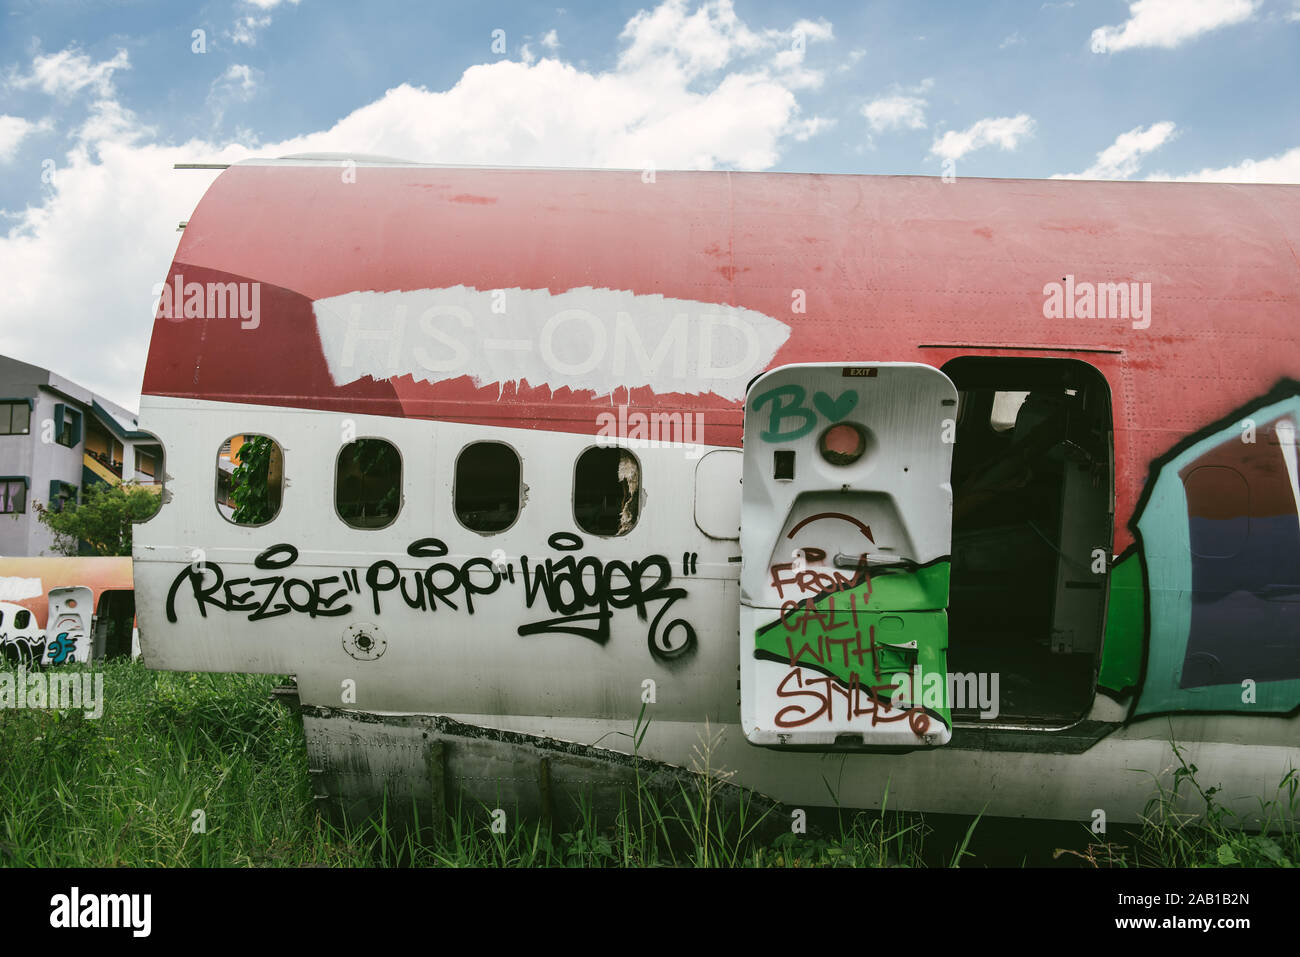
[455,442,521,533]
[336,438,402,529]
[216,434,284,525]
[574,447,640,536]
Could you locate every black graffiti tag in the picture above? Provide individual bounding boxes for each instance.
[164,533,697,661]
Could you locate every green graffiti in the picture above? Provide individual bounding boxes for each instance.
[750,384,816,442]
[755,563,952,727]
[1097,552,1144,694]
[750,385,862,442]
[812,389,858,423]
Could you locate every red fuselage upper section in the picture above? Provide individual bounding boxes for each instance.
[142,161,1300,551]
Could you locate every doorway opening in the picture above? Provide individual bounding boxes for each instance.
[94,590,136,660]
[942,357,1113,725]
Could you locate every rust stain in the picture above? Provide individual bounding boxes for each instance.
[449,194,498,205]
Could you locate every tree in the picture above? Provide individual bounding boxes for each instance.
[34,481,160,556]
[230,435,278,525]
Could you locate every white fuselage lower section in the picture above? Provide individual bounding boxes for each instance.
[133,396,1299,824]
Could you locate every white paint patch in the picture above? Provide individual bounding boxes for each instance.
[312,286,791,401]
[0,577,41,601]
[1276,417,1299,535]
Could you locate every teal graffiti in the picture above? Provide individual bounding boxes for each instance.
[1132,389,1300,717]
[751,385,817,442]
[47,632,77,665]
[813,389,858,423]
[751,385,860,442]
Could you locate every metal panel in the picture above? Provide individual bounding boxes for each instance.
[740,362,957,748]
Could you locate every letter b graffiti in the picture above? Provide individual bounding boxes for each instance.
[752,385,816,442]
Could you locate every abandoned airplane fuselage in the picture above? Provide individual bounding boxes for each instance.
[133,159,1300,826]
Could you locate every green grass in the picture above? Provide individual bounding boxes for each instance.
[0,659,1295,867]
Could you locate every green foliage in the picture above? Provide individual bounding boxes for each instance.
[2,663,1295,868]
[230,435,277,525]
[34,481,159,556]
[1058,739,1299,868]
[1132,741,1297,868]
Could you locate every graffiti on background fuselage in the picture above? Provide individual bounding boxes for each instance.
[46,632,79,665]
[165,533,697,661]
[0,632,46,667]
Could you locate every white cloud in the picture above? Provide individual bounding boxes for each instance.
[0,115,46,162]
[230,15,272,46]
[619,1,830,90]
[862,78,932,134]
[863,95,926,132]
[8,47,130,98]
[1090,0,1259,53]
[929,114,1035,162]
[619,0,766,75]
[1288,0,1300,21]
[771,17,833,89]
[540,29,560,50]
[792,115,836,141]
[1145,145,1300,182]
[1052,121,1177,179]
[836,47,866,74]
[0,3,832,409]
[218,64,259,97]
[1000,32,1025,49]
[206,64,261,127]
[229,0,299,45]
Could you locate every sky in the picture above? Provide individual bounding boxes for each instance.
[0,0,1297,411]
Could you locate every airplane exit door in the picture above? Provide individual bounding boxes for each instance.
[739,363,958,749]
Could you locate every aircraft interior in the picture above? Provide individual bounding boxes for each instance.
[943,357,1113,726]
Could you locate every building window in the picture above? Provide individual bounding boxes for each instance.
[455,442,521,533]
[49,481,77,513]
[0,478,28,514]
[574,447,641,536]
[336,438,401,529]
[136,448,157,478]
[130,437,165,522]
[0,401,31,436]
[216,434,284,525]
[84,422,123,477]
[54,405,82,448]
